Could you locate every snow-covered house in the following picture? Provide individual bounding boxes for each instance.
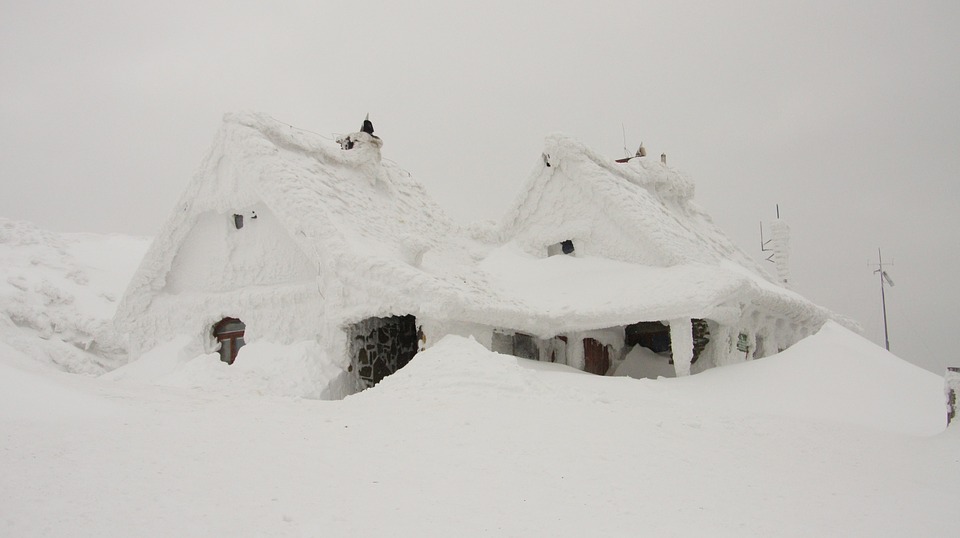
[114,112,842,397]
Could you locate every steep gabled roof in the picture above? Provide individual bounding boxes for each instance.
[501,134,771,276]
[115,112,461,326]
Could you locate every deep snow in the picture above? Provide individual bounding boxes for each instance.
[1,326,957,537]
[2,219,958,536]
[0,218,149,374]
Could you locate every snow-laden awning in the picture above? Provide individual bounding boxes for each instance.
[464,245,745,334]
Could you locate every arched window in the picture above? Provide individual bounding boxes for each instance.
[213,318,245,364]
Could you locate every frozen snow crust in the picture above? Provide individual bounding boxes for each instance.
[2,322,957,536]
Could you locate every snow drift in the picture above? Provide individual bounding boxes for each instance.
[1,316,956,537]
[0,218,149,374]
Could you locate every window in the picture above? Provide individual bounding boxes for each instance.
[233,214,243,229]
[547,240,575,257]
[625,321,671,353]
[491,329,540,360]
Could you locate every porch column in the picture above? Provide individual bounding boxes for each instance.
[567,333,585,371]
[670,318,694,377]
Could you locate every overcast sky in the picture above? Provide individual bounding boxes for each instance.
[2,0,958,373]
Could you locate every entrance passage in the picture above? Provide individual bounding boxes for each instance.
[213,317,245,364]
[348,315,419,389]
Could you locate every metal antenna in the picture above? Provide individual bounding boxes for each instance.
[873,248,894,351]
[760,204,779,262]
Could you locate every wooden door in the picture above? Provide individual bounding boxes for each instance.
[583,337,610,375]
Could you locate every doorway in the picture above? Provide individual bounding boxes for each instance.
[213,317,245,364]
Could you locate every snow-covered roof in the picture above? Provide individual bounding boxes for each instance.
[117,112,844,339]
[488,132,847,332]
[501,134,771,274]
[116,112,463,325]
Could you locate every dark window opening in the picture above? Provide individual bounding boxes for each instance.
[625,321,672,354]
[492,330,540,361]
[233,214,244,229]
[624,319,710,365]
[213,317,245,364]
[547,240,575,257]
[512,332,538,361]
[348,315,419,389]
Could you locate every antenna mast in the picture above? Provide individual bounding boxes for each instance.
[873,248,894,351]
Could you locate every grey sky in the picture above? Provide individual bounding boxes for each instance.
[2,1,958,373]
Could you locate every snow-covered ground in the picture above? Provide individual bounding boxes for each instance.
[0,218,149,374]
[2,220,958,536]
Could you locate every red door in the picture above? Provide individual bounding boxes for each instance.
[583,337,610,375]
[213,318,246,365]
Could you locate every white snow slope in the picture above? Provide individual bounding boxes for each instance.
[2,220,958,536]
[0,218,149,374]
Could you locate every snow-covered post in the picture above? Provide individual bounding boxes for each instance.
[670,318,694,377]
[946,367,960,427]
[567,333,585,371]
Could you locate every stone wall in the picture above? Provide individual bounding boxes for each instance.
[348,315,419,389]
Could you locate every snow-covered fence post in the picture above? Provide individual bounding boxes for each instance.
[670,318,694,377]
[946,367,960,427]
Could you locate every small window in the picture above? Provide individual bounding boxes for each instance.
[233,214,244,229]
[512,333,538,361]
[491,330,514,355]
[547,240,575,257]
[491,329,539,361]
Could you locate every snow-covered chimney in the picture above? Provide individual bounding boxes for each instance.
[768,219,791,288]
